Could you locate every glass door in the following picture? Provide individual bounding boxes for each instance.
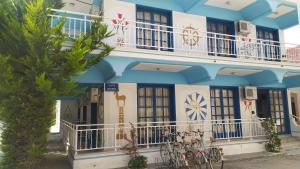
[207,18,235,57]
[136,6,173,51]
[137,85,175,144]
[269,90,288,134]
[257,89,289,134]
[256,27,280,60]
[210,87,241,138]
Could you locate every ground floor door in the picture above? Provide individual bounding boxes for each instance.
[137,84,175,144]
[256,89,290,134]
[210,87,241,138]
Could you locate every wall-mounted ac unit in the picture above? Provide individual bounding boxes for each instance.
[237,21,251,35]
[244,86,257,100]
[90,87,99,103]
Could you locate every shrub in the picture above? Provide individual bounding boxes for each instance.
[128,155,147,169]
[121,123,148,169]
[262,118,281,152]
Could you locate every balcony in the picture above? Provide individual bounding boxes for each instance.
[49,9,300,65]
[61,118,266,154]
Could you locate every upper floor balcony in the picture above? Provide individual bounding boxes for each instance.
[49,8,300,67]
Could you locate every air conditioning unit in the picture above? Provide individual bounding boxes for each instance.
[237,21,251,35]
[90,88,99,103]
[244,87,257,100]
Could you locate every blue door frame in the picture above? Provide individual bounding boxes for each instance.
[256,88,291,134]
[207,18,236,57]
[256,26,280,60]
[136,84,176,144]
[210,86,242,139]
[136,5,173,51]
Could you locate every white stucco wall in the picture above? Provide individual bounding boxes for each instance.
[104,83,138,125]
[287,88,300,138]
[238,87,265,138]
[50,100,62,133]
[239,87,257,120]
[172,12,207,55]
[103,0,136,48]
[61,100,78,123]
[175,84,213,141]
[175,85,211,121]
[103,83,137,147]
[62,0,100,14]
[235,22,258,58]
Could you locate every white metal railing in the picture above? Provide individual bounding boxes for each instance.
[49,9,300,63]
[61,118,266,154]
[291,114,300,125]
[290,115,300,138]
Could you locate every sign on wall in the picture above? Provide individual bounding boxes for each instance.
[184,92,208,121]
[105,83,119,92]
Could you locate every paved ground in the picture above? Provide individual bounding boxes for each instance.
[38,153,300,169]
[223,154,300,169]
[39,152,71,169]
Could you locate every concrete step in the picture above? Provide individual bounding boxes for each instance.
[279,135,300,143]
[47,142,65,152]
[47,133,65,152]
[280,136,300,151]
[282,142,300,151]
[224,149,300,162]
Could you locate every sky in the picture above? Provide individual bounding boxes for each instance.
[284,25,300,45]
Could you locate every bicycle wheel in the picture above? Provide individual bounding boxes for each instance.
[197,152,215,169]
[207,159,214,169]
[176,151,189,169]
[193,152,204,169]
[160,144,171,165]
[208,147,222,163]
[186,151,198,169]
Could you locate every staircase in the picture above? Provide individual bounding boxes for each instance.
[47,133,65,153]
[280,135,300,154]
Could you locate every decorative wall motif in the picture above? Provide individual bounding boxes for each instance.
[114,91,127,139]
[184,92,208,121]
[182,25,200,48]
[112,13,129,47]
[243,100,253,115]
[238,35,256,57]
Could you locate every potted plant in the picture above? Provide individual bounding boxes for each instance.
[121,123,147,169]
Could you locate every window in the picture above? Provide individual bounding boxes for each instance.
[136,6,173,51]
[257,89,289,134]
[137,84,175,144]
[207,18,235,57]
[269,90,287,133]
[137,85,174,123]
[256,26,280,60]
[210,87,241,138]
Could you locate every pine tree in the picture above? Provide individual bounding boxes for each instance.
[0,0,113,168]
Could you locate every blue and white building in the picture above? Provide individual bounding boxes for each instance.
[51,0,300,168]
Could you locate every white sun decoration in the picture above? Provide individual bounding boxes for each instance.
[184,92,208,121]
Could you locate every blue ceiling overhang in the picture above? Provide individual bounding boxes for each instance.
[120,0,299,29]
[73,55,300,88]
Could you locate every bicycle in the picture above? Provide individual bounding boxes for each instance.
[177,131,213,169]
[160,129,189,168]
[206,137,224,169]
[189,130,213,169]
